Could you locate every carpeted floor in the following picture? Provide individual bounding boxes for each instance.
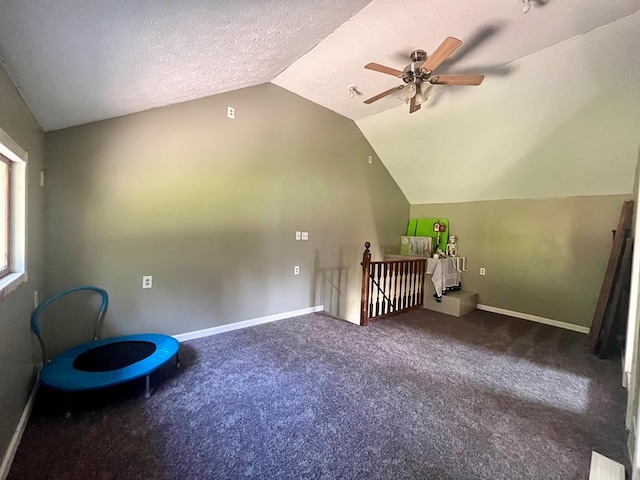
[9,309,629,479]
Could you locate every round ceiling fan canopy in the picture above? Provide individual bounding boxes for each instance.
[410,49,427,62]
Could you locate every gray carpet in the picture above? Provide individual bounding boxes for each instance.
[9,309,629,479]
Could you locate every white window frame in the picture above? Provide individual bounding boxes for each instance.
[0,126,27,298]
[0,155,10,279]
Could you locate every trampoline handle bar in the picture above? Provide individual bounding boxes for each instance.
[30,286,109,363]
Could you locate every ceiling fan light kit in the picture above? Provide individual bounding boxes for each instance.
[399,82,417,102]
[415,82,433,105]
[399,82,432,105]
[363,36,485,114]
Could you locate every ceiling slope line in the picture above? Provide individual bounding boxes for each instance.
[270,2,375,80]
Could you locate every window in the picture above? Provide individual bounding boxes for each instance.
[0,154,10,279]
[0,126,27,296]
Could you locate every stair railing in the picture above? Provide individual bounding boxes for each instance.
[360,242,426,326]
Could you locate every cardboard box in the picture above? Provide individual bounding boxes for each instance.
[400,236,432,256]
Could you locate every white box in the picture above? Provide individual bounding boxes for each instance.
[400,236,432,256]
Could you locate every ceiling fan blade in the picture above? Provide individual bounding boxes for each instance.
[364,63,404,77]
[409,95,421,113]
[423,36,463,72]
[363,86,403,104]
[430,74,485,86]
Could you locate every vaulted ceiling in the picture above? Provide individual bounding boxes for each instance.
[1,1,639,204]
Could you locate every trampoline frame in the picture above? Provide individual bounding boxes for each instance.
[31,286,180,415]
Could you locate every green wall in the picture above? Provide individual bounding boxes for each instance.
[0,68,45,463]
[411,195,630,327]
[44,83,408,353]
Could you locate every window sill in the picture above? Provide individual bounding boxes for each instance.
[0,272,26,300]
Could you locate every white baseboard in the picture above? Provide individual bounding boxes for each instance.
[173,305,325,342]
[0,380,38,480]
[477,304,590,334]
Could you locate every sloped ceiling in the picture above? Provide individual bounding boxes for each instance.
[0,0,372,131]
[274,0,640,121]
[357,12,640,204]
[0,1,639,204]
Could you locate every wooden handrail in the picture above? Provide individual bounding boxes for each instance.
[360,242,427,326]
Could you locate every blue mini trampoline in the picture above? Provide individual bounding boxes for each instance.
[31,286,180,415]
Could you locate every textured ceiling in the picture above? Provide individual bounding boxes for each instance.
[1,1,639,132]
[274,0,640,120]
[0,0,371,131]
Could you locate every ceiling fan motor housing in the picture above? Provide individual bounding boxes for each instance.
[402,49,431,83]
[403,64,430,84]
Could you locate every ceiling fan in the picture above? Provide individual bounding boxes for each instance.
[363,36,484,113]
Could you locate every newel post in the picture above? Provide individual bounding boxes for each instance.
[360,242,371,326]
